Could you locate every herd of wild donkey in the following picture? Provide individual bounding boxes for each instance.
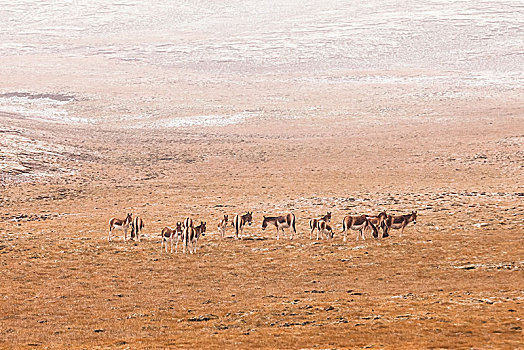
[108,210,418,254]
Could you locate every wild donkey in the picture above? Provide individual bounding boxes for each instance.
[341,215,378,242]
[217,214,228,238]
[108,213,133,241]
[232,212,253,239]
[316,220,334,239]
[130,216,144,241]
[383,211,417,237]
[309,212,332,239]
[262,213,296,240]
[183,221,206,254]
[160,222,183,253]
[366,211,388,238]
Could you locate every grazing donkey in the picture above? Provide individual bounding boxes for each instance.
[317,220,334,239]
[383,211,417,237]
[108,213,133,241]
[160,222,183,253]
[232,212,253,239]
[217,214,229,238]
[130,216,145,241]
[366,211,388,238]
[341,215,378,242]
[309,212,332,239]
[261,213,297,240]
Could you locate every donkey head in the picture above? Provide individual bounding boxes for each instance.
[245,211,253,226]
[261,215,268,230]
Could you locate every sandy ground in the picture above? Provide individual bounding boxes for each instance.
[1,78,523,348]
[1,1,524,349]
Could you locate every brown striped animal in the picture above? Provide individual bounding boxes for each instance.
[217,214,228,238]
[309,212,332,239]
[366,211,388,238]
[183,221,206,254]
[232,212,253,239]
[383,211,417,237]
[341,215,378,242]
[130,216,144,241]
[317,220,334,239]
[108,213,132,241]
[261,213,296,240]
[160,222,183,253]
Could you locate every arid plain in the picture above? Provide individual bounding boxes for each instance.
[1,1,524,349]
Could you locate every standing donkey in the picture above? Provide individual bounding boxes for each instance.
[309,212,332,239]
[130,216,145,241]
[183,221,206,254]
[217,214,228,238]
[261,213,297,240]
[232,212,253,239]
[108,213,133,241]
[160,222,183,253]
[383,211,417,237]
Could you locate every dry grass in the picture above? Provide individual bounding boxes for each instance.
[1,104,523,348]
